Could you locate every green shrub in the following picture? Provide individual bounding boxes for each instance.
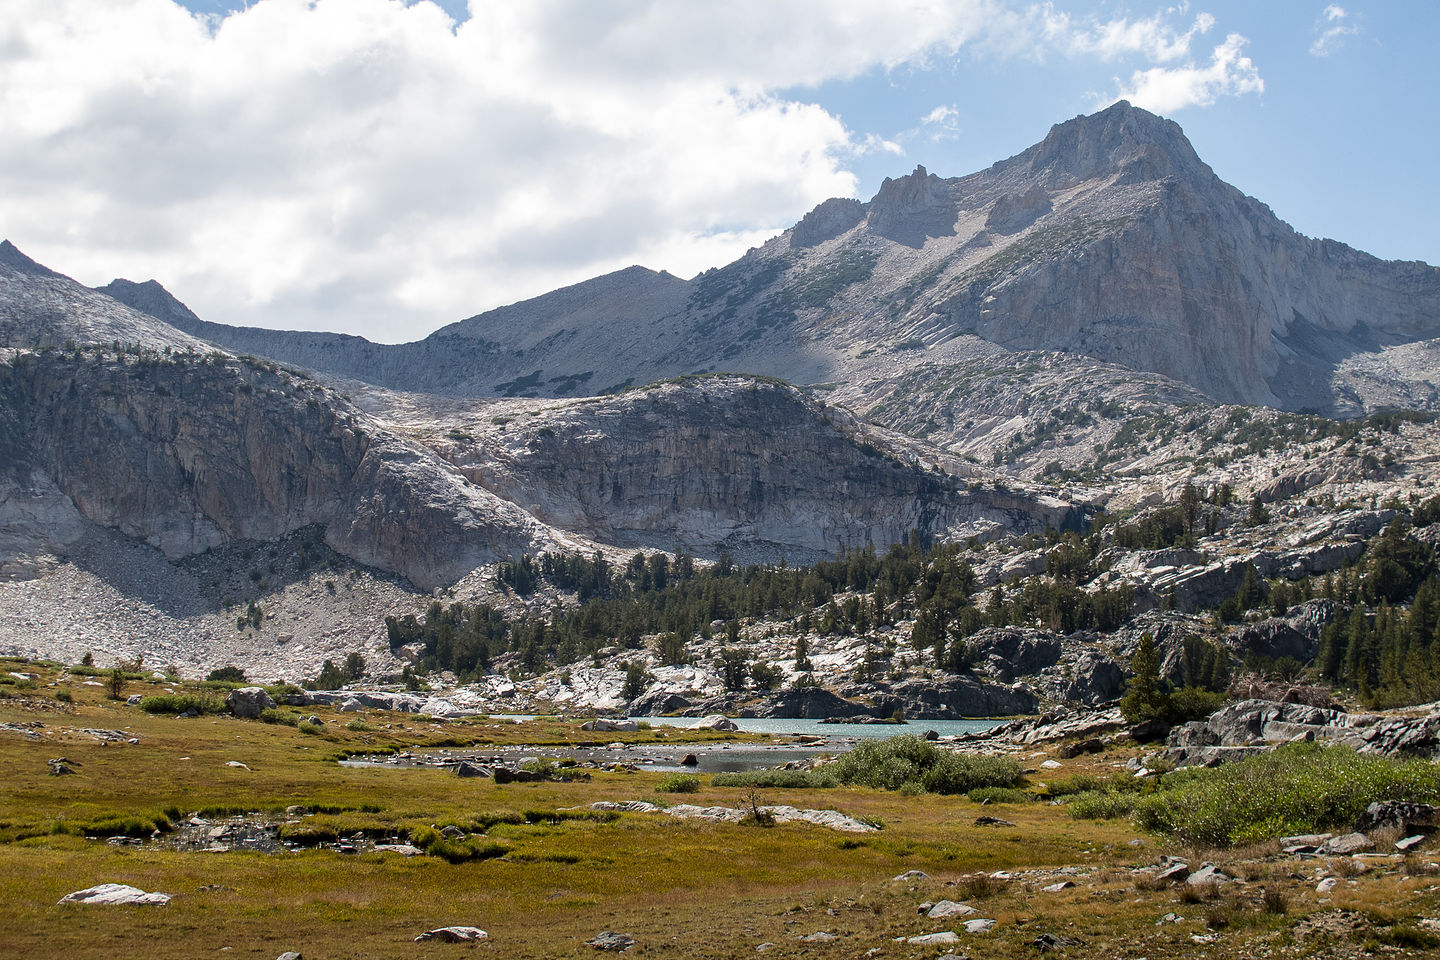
[259,708,297,726]
[967,787,1032,805]
[407,824,510,862]
[828,735,1021,795]
[279,822,338,846]
[655,774,701,794]
[1068,790,1141,820]
[138,694,223,715]
[345,719,372,732]
[1135,743,1440,847]
[298,721,323,735]
[79,811,173,838]
[54,690,72,703]
[711,769,836,789]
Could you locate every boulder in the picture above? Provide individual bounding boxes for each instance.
[414,927,488,942]
[1356,801,1438,834]
[691,715,739,731]
[880,675,1038,719]
[58,883,171,906]
[580,718,638,733]
[1319,832,1375,856]
[628,689,693,716]
[453,762,490,778]
[926,900,977,919]
[226,686,275,718]
[587,931,637,951]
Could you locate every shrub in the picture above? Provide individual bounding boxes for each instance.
[655,774,701,794]
[54,690,72,703]
[345,719,372,732]
[206,665,247,683]
[967,787,1031,805]
[298,721,323,735]
[138,694,223,715]
[711,769,836,789]
[407,824,510,863]
[1067,790,1140,820]
[259,708,297,726]
[828,735,1021,795]
[1134,743,1440,847]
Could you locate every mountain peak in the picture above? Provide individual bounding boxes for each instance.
[0,240,66,280]
[96,277,204,333]
[1022,100,1204,187]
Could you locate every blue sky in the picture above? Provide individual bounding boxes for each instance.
[1,1,1434,341]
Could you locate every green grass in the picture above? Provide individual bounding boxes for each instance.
[137,694,224,715]
[654,773,701,793]
[1134,743,1440,847]
[710,769,836,789]
[828,735,1021,794]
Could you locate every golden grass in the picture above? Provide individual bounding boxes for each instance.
[2,662,1440,958]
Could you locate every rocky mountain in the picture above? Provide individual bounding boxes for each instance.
[4,102,1440,720]
[100,102,1440,417]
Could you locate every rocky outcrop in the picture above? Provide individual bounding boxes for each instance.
[0,349,552,589]
[1166,698,1440,766]
[877,675,1037,719]
[450,376,1081,562]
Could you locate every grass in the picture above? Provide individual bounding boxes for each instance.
[828,734,1022,794]
[1133,743,1440,847]
[4,661,1440,958]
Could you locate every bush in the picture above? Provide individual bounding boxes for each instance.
[828,735,1021,795]
[206,665,247,684]
[655,773,701,794]
[259,708,297,726]
[407,824,510,863]
[1134,743,1440,847]
[138,694,223,715]
[1068,790,1141,820]
[54,690,72,703]
[345,719,372,732]
[711,769,836,789]
[967,787,1032,805]
[298,721,323,735]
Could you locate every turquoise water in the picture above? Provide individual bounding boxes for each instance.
[629,716,1003,739]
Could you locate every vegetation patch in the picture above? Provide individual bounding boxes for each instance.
[1134,743,1440,847]
[828,735,1021,795]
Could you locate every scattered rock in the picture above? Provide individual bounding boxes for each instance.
[964,918,997,933]
[926,900,977,919]
[680,753,699,766]
[1185,865,1231,886]
[453,761,489,778]
[904,932,959,945]
[588,931,636,951]
[1319,832,1375,856]
[1396,835,1427,852]
[691,714,739,731]
[974,815,1016,827]
[893,870,930,882]
[800,931,837,943]
[225,761,250,770]
[58,883,171,906]
[1041,881,1074,892]
[1152,861,1190,885]
[414,927,488,943]
[1355,800,1437,835]
[373,844,424,856]
[1031,933,1082,950]
[1039,759,1062,769]
[1057,738,1104,759]
[276,953,303,960]
[1316,877,1339,894]
[1279,833,1333,854]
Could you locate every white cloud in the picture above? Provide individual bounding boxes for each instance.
[1061,8,1216,63]
[1311,4,1359,57]
[1111,33,1264,113]
[0,0,1266,341]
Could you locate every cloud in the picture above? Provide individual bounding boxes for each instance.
[1111,33,1264,113]
[1311,4,1359,57]
[1060,8,1217,63]
[0,0,1266,341]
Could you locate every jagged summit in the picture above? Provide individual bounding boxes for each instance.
[1018,100,1205,187]
[20,102,1440,415]
[96,278,204,333]
[0,240,66,280]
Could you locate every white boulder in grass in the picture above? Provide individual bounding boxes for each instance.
[58,883,171,905]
